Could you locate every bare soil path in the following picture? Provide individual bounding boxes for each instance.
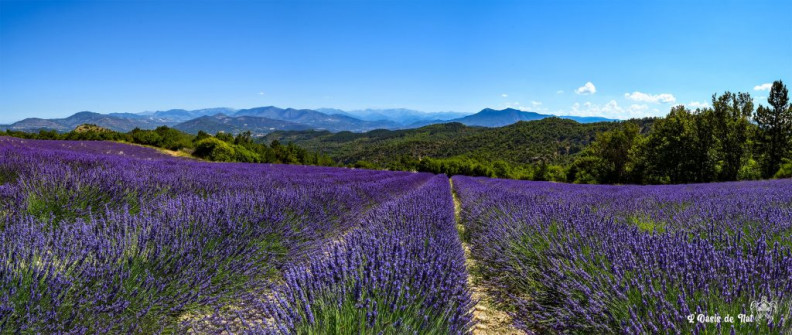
[449,179,523,335]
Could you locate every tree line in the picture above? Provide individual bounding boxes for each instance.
[568,80,791,184]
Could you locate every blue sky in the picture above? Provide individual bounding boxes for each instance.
[1,0,790,124]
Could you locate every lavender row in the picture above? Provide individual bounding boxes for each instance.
[453,176,792,334]
[0,138,435,333]
[227,175,474,334]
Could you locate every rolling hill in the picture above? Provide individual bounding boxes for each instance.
[264,117,643,166]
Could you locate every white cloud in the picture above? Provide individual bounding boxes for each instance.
[566,100,662,119]
[556,90,564,94]
[754,83,772,91]
[624,91,676,104]
[502,101,548,113]
[501,93,508,98]
[503,101,525,110]
[575,82,596,95]
[257,91,265,95]
[685,101,709,109]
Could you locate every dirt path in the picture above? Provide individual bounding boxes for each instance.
[449,179,523,335]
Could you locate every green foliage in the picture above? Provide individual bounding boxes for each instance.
[530,161,565,182]
[755,80,792,178]
[569,122,641,184]
[193,138,237,162]
[738,158,762,180]
[711,92,754,181]
[129,126,193,150]
[353,160,378,170]
[417,156,495,177]
[131,128,163,146]
[603,93,764,185]
[774,158,792,178]
[194,130,211,142]
[215,131,235,143]
[265,118,631,168]
[641,106,704,183]
[566,156,598,184]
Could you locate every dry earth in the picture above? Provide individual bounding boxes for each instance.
[450,180,523,335]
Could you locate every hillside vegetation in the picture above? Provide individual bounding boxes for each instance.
[265,118,633,165]
[265,118,655,179]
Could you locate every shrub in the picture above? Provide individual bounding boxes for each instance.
[193,138,236,162]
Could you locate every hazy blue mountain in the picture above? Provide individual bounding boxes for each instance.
[318,108,468,126]
[562,115,618,123]
[234,106,399,132]
[3,107,399,134]
[139,108,236,122]
[448,108,616,127]
[174,114,311,135]
[6,111,176,132]
[2,106,616,135]
[5,118,67,131]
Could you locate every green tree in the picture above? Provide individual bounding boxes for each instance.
[154,126,192,150]
[194,130,211,143]
[589,122,640,183]
[755,80,792,178]
[711,92,753,181]
[688,107,718,182]
[131,128,162,146]
[234,131,253,146]
[642,106,699,183]
[193,137,236,162]
[214,131,234,143]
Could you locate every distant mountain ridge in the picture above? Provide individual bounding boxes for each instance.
[1,106,618,134]
[4,111,177,133]
[140,108,235,122]
[448,108,616,127]
[318,108,467,125]
[174,114,311,134]
[234,106,400,132]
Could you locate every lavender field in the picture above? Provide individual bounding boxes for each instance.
[1,137,790,334]
[453,176,792,334]
[0,137,471,333]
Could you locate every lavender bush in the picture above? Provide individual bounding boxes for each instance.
[0,137,444,333]
[453,176,792,334]
[253,175,474,334]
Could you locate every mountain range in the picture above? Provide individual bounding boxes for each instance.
[446,108,615,127]
[1,106,617,134]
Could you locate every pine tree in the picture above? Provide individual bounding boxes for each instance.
[755,80,792,178]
